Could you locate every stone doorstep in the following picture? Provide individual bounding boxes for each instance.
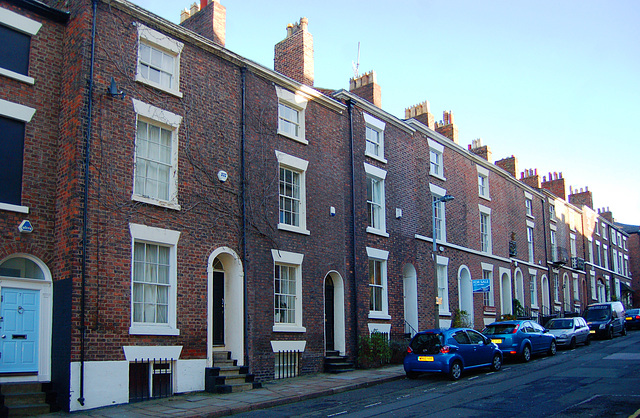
[2,391,47,406]
[0,383,43,395]
[4,403,50,416]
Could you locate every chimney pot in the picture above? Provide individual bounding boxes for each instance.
[190,2,199,16]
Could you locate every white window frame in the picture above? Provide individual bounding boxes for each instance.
[529,269,538,308]
[549,200,556,222]
[132,99,182,210]
[364,163,388,237]
[479,204,492,254]
[275,86,308,144]
[430,184,448,243]
[428,139,445,180]
[367,247,390,319]
[482,263,494,307]
[527,223,535,263]
[524,192,533,218]
[363,113,386,163]
[436,255,451,315]
[595,221,600,235]
[477,165,490,200]
[550,225,557,262]
[129,223,180,336]
[553,272,560,303]
[595,241,601,266]
[276,151,309,235]
[603,245,609,270]
[612,248,618,273]
[587,238,593,263]
[590,271,597,301]
[271,249,306,333]
[570,233,576,258]
[0,7,41,84]
[136,23,183,97]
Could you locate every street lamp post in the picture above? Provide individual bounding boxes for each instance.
[433,194,454,329]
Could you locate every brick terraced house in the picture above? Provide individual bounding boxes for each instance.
[0,0,634,413]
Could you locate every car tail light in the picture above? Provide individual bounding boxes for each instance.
[407,346,413,354]
[440,346,451,354]
[635,315,640,320]
[511,324,520,334]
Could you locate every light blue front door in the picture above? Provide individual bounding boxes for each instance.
[0,288,39,373]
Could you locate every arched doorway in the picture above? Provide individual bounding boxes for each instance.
[402,264,418,336]
[324,272,345,355]
[208,248,244,366]
[500,271,512,316]
[0,255,52,381]
[458,266,473,327]
[541,275,550,315]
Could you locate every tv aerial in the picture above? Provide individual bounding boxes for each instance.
[352,42,360,78]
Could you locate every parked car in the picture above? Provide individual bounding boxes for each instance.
[625,308,640,330]
[545,317,590,348]
[404,328,503,381]
[583,301,627,339]
[482,320,556,362]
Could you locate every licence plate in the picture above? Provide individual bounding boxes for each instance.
[418,356,434,362]
[589,330,595,334]
[491,339,502,344]
[626,317,632,321]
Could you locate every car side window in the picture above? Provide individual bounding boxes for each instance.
[452,331,471,345]
[466,330,485,344]
[532,322,544,333]
[522,322,534,333]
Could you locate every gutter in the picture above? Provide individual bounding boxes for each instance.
[241,66,248,365]
[347,100,359,359]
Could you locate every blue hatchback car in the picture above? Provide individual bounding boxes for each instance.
[482,320,556,362]
[404,328,503,380]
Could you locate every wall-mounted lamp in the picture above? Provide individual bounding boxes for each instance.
[107,77,126,99]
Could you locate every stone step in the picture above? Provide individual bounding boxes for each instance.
[4,403,50,416]
[0,383,43,395]
[213,358,237,367]
[212,351,231,361]
[2,391,47,407]
[214,382,261,394]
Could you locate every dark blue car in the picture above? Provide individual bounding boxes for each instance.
[482,320,556,362]
[404,328,503,380]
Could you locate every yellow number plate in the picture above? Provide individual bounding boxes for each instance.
[589,330,596,334]
[626,317,632,321]
[418,356,434,362]
[491,339,502,344]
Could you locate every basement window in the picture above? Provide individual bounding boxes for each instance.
[129,359,173,402]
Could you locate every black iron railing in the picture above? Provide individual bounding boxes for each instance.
[129,358,173,403]
[275,350,300,379]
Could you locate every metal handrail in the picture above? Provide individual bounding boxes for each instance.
[404,320,418,337]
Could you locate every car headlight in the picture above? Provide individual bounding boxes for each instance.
[599,324,606,329]
[559,333,568,338]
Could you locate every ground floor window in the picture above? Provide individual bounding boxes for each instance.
[129,359,173,402]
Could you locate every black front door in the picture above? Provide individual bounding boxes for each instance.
[213,271,224,345]
[325,277,335,351]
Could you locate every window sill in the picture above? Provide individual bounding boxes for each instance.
[367,227,389,238]
[365,151,387,164]
[429,172,446,181]
[277,130,308,145]
[479,195,491,202]
[273,324,306,333]
[0,202,29,214]
[132,194,181,211]
[0,67,34,85]
[278,223,310,235]
[368,312,391,320]
[129,325,180,336]
[439,310,451,317]
[135,75,183,98]
[526,214,535,220]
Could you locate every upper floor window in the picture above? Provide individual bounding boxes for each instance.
[431,184,448,242]
[367,247,390,319]
[276,151,309,235]
[550,229,557,262]
[132,100,182,210]
[429,140,445,180]
[479,205,492,254]
[276,86,308,144]
[595,241,601,266]
[527,225,535,263]
[129,223,180,336]
[272,250,305,333]
[0,99,35,213]
[136,23,183,97]
[570,234,577,258]
[0,7,41,84]
[594,221,600,235]
[525,192,533,217]
[363,113,386,163]
[365,163,387,237]
[603,245,609,270]
[587,238,593,263]
[549,202,556,222]
[477,165,490,199]
[611,229,617,245]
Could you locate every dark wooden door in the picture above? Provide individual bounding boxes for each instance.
[213,271,224,345]
[325,277,335,351]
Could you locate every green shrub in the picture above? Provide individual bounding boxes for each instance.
[357,331,391,368]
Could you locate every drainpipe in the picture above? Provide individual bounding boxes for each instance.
[542,197,551,320]
[78,0,99,407]
[240,66,248,366]
[347,99,359,359]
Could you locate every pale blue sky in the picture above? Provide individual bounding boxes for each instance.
[130,0,639,225]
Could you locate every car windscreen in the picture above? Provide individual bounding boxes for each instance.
[547,319,572,329]
[626,309,640,315]
[483,324,516,335]
[584,306,611,321]
[410,333,444,355]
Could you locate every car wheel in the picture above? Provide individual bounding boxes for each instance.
[607,327,613,340]
[490,354,502,372]
[449,361,462,381]
[585,336,591,346]
[569,337,576,349]
[406,371,419,379]
[621,326,627,337]
[521,345,532,362]
[548,340,557,356]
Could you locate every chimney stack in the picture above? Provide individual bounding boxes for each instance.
[349,71,381,107]
[405,100,435,129]
[435,111,458,143]
[495,155,518,178]
[180,0,226,47]
[274,17,314,86]
[468,138,492,162]
[541,172,566,200]
[520,168,541,188]
[568,186,594,210]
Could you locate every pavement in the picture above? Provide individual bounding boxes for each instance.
[45,365,406,417]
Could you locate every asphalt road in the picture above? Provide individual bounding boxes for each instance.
[241,329,640,417]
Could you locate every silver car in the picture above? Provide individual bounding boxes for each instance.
[546,317,591,348]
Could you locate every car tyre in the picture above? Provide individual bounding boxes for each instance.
[569,337,576,349]
[548,340,557,356]
[585,336,591,346]
[607,327,613,340]
[449,361,462,381]
[521,345,532,362]
[621,326,627,337]
[490,354,502,372]
[406,371,419,379]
